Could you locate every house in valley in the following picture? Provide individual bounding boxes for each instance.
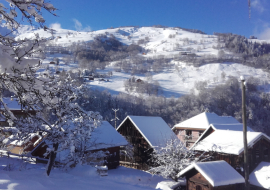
[32,121,128,169]
[178,161,245,190]
[172,112,253,147]
[116,115,178,170]
[192,128,270,175]
[82,121,128,169]
[0,98,43,157]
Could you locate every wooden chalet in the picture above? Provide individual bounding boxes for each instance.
[192,126,270,175]
[172,112,253,147]
[33,121,128,169]
[0,98,42,157]
[117,115,178,170]
[83,121,128,169]
[178,161,245,190]
[249,161,270,190]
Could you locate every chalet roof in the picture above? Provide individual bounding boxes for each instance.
[48,121,127,163]
[1,98,21,110]
[4,132,44,147]
[211,123,253,131]
[117,116,177,148]
[178,161,245,187]
[86,121,128,151]
[172,112,243,130]
[193,130,270,155]
[192,123,254,148]
[0,97,38,111]
[249,161,270,189]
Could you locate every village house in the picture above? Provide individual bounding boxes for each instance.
[172,112,253,147]
[192,126,270,176]
[0,98,42,156]
[116,115,178,170]
[178,161,245,190]
[31,121,128,169]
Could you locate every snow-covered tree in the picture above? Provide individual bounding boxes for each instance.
[0,1,102,176]
[148,138,210,182]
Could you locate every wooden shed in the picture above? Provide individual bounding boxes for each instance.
[178,161,245,190]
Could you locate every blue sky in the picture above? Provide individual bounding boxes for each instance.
[15,0,270,39]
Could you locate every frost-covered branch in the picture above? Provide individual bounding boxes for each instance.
[148,138,212,182]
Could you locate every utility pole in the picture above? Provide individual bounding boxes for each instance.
[240,76,249,190]
[111,108,119,129]
[248,0,251,19]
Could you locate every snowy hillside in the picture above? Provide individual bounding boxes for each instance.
[17,26,270,97]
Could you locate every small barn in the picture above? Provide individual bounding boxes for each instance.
[178,161,245,190]
[117,115,178,170]
[249,161,270,190]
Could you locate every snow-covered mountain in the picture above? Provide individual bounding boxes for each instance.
[16,26,270,98]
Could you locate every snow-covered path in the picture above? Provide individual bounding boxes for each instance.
[0,157,163,190]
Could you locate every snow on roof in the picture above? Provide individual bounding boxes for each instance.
[172,112,241,130]
[178,161,245,187]
[86,121,128,151]
[0,113,5,121]
[194,130,270,155]
[0,127,19,133]
[1,98,21,110]
[9,133,42,146]
[249,161,270,189]
[155,180,185,190]
[191,124,254,150]
[211,123,254,132]
[117,116,177,148]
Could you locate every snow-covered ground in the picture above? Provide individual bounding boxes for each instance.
[43,59,270,98]
[18,26,270,97]
[0,156,163,190]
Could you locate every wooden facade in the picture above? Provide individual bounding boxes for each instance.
[185,169,244,190]
[85,146,121,169]
[174,127,205,147]
[34,144,122,169]
[117,118,153,170]
[201,137,270,175]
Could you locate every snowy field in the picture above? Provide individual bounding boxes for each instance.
[0,156,164,190]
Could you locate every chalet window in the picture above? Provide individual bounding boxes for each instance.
[196,185,202,190]
[186,130,192,137]
[263,146,269,161]
[186,142,192,148]
[255,147,260,165]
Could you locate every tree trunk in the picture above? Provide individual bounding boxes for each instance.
[46,143,59,176]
